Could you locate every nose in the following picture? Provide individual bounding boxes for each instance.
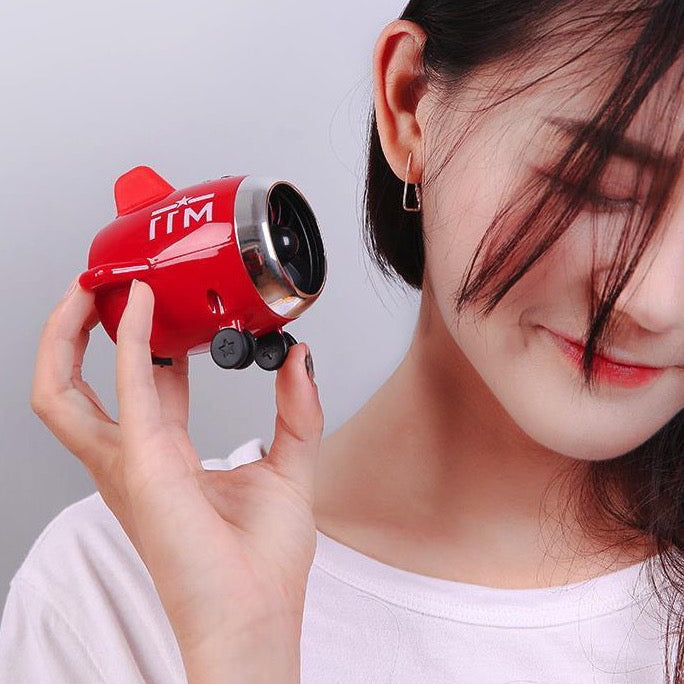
[611,212,684,335]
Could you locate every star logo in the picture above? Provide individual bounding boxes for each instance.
[176,195,190,207]
[219,339,235,357]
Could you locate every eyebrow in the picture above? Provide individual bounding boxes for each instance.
[544,115,679,171]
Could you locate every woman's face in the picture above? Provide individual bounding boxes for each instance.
[378,22,684,461]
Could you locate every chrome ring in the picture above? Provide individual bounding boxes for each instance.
[233,176,327,320]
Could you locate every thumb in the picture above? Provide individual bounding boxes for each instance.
[265,342,323,504]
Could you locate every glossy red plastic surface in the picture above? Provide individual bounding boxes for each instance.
[78,166,295,359]
[114,166,176,217]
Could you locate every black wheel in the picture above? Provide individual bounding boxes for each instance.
[283,331,298,349]
[255,331,289,371]
[211,328,252,369]
[235,330,257,369]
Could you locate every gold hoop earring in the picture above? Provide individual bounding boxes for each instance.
[403,151,422,213]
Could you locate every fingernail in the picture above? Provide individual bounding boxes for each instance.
[62,276,79,300]
[128,279,138,303]
[304,346,315,384]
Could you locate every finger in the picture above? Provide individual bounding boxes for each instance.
[33,280,102,405]
[153,354,190,431]
[116,280,164,448]
[31,278,119,473]
[264,343,324,504]
[116,281,201,483]
[69,306,113,420]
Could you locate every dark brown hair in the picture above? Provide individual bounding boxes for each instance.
[363,0,684,679]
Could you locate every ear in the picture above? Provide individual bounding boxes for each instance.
[372,19,430,184]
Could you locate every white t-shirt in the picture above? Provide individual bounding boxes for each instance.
[0,437,671,683]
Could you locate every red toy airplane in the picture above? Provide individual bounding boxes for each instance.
[78,166,326,371]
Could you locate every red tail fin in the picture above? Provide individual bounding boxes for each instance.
[114,166,175,217]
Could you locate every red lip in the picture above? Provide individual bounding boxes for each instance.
[543,328,665,388]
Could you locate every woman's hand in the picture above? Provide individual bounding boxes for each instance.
[29,277,324,683]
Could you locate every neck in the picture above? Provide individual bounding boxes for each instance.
[312,291,652,588]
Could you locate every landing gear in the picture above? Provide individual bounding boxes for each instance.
[210,328,298,371]
[254,330,298,371]
[210,328,257,369]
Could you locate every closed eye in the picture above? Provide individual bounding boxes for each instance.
[535,168,641,215]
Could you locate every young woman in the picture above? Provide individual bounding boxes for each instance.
[2,0,683,681]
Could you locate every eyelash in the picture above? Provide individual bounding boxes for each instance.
[583,189,639,214]
[538,170,640,215]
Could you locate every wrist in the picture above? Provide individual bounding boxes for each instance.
[180,612,303,684]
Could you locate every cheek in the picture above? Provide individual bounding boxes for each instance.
[423,184,585,332]
[421,173,497,304]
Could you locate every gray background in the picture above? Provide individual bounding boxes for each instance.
[0,1,419,606]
